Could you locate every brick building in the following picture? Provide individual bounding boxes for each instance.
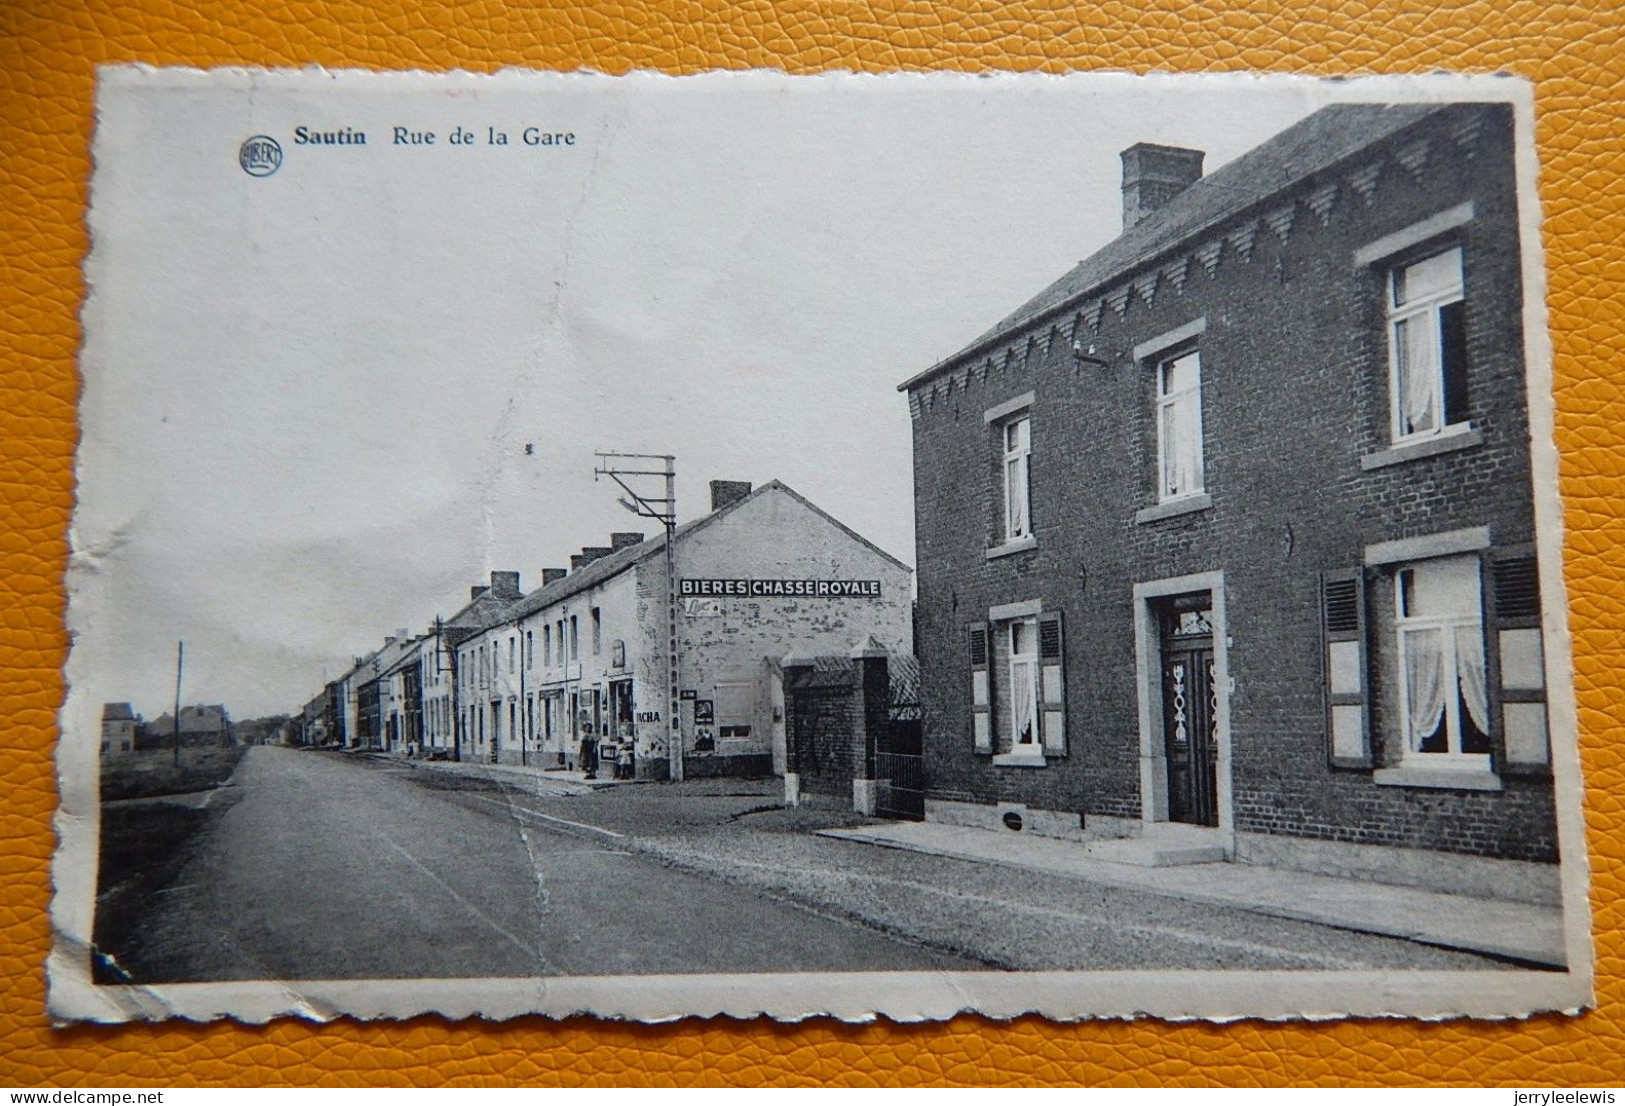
[454,480,912,779]
[899,102,1560,894]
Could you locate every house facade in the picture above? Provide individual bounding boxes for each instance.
[454,480,913,779]
[900,102,1558,890]
[100,702,138,757]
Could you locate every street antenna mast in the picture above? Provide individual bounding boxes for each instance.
[593,452,682,782]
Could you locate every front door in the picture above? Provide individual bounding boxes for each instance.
[1159,596,1218,827]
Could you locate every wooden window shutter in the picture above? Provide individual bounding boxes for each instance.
[1321,569,1371,768]
[1485,546,1549,774]
[969,621,993,754]
[1038,611,1067,755]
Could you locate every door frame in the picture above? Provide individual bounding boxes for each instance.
[1132,570,1232,839]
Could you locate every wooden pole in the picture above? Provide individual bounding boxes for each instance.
[172,640,184,766]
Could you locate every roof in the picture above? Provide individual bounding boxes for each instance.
[360,636,418,686]
[149,705,229,732]
[899,102,1447,392]
[494,479,910,629]
[378,637,424,678]
[438,584,525,644]
[102,702,136,721]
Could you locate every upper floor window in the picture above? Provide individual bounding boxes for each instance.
[1388,247,1468,443]
[591,607,602,655]
[1003,415,1032,542]
[1156,349,1204,501]
[1395,554,1490,767]
[544,625,552,667]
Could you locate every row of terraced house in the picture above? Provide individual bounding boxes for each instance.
[296,479,914,782]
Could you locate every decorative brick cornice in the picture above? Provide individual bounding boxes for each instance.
[1226,220,1258,264]
[1395,137,1431,179]
[906,107,1489,420]
[1347,162,1382,207]
[1305,182,1339,227]
[1162,256,1190,295]
[1263,203,1296,245]
[1194,240,1223,278]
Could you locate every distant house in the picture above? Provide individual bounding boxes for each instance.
[100,702,138,757]
[142,704,232,749]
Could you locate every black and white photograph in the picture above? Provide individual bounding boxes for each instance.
[53,68,1591,1023]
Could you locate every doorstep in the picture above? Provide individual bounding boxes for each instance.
[818,820,1567,968]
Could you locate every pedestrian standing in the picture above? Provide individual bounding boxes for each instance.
[618,741,634,781]
[580,734,597,780]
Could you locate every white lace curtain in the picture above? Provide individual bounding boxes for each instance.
[1403,623,1490,751]
[1396,315,1440,436]
[1162,395,1200,496]
[1404,626,1447,751]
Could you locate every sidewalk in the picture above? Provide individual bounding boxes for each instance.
[819,821,1567,969]
[383,753,627,796]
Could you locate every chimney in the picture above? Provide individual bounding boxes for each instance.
[489,571,522,599]
[577,546,613,567]
[469,584,490,602]
[542,567,567,586]
[611,532,645,551]
[569,554,586,571]
[709,480,753,513]
[1120,143,1204,230]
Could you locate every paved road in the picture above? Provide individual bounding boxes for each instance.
[112,747,973,982]
[110,747,1507,983]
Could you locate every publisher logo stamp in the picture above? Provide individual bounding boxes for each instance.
[238,135,282,177]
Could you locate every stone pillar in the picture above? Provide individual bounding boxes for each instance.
[849,637,890,816]
[780,653,814,808]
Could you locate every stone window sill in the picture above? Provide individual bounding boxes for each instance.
[1372,765,1503,792]
[986,536,1037,561]
[992,752,1047,768]
[1135,493,1212,525]
[1360,424,1483,470]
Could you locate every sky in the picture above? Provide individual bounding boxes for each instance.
[71,69,1424,721]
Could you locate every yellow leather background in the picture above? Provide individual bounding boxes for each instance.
[3,0,1622,1086]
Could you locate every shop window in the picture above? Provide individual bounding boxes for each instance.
[1388,247,1469,443]
[1156,349,1204,501]
[715,681,755,740]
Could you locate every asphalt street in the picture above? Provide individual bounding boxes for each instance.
[106,747,1509,982]
[109,746,972,982]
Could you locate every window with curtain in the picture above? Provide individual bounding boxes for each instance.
[1157,350,1204,501]
[1395,555,1490,765]
[1388,247,1468,442]
[1008,618,1039,752]
[1003,415,1032,542]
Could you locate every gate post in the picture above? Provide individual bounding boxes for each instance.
[849,637,889,816]
[781,653,814,807]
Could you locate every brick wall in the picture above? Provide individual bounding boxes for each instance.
[909,103,1558,861]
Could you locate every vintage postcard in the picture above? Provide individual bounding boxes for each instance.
[52,67,1592,1023]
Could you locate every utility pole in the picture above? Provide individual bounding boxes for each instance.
[172,640,184,766]
[593,452,681,782]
